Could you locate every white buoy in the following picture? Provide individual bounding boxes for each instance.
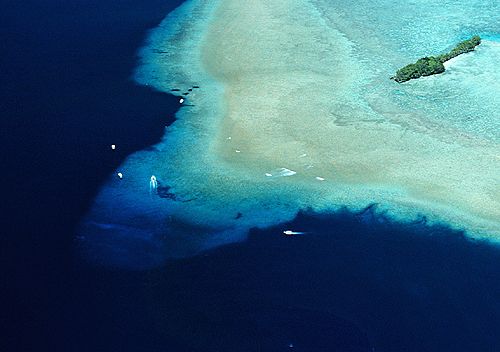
[117,172,123,179]
[111,144,116,150]
[179,98,184,104]
[226,136,232,140]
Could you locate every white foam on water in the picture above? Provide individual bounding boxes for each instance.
[276,168,297,177]
[80,0,500,266]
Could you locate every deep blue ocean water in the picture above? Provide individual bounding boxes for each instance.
[2,1,499,351]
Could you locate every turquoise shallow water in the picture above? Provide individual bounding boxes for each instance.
[80,0,499,266]
[316,0,500,140]
[319,0,500,138]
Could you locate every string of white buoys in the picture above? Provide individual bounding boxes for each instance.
[111,144,122,178]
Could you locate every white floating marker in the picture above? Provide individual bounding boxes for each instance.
[117,172,123,179]
[111,144,116,150]
[226,136,232,140]
[315,176,325,181]
[179,98,184,104]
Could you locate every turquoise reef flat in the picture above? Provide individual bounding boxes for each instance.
[81,0,500,263]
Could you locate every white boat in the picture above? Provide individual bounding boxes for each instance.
[283,230,305,236]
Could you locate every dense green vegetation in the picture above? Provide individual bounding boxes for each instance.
[392,36,481,83]
[393,56,445,82]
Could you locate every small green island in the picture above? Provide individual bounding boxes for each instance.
[392,35,481,83]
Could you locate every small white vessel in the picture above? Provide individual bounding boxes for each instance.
[117,172,123,179]
[283,230,305,236]
[150,175,158,192]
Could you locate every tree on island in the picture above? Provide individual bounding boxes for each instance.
[392,35,481,83]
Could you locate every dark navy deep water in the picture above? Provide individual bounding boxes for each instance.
[2,1,499,351]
